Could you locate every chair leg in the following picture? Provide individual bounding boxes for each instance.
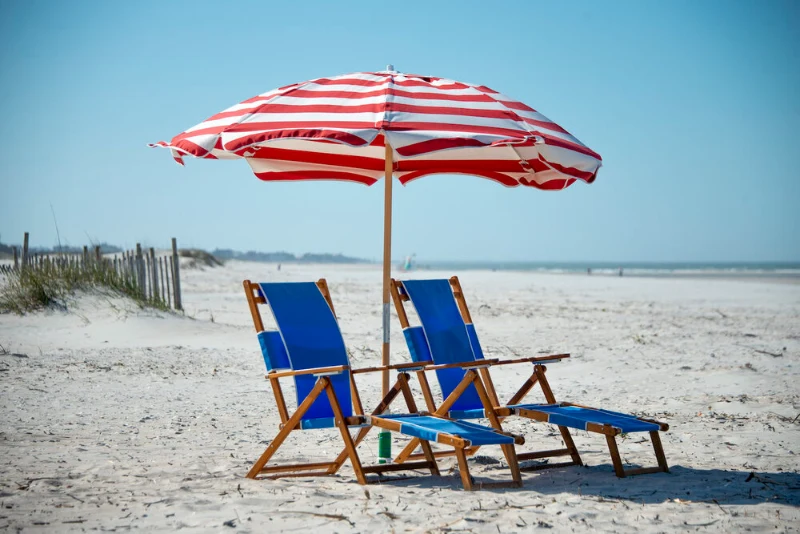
[604,432,671,477]
[333,421,367,485]
[501,444,523,487]
[246,420,299,479]
[326,382,368,485]
[397,371,483,465]
[331,374,409,473]
[395,439,420,464]
[512,409,583,471]
[454,447,475,491]
[329,425,372,474]
[471,373,517,471]
[605,435,626,478]
[651,431,670,473]
[557,426,584,466]
[418,439,441,476]
[247,377,329,479]
[604,431,671,478]
[530,366,583,468]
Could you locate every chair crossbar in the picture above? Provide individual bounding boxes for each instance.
[518,448,573,461]
[404,446,480,462]
[362,460,436,474]
[258,461,339,475]
[263,470,334,480]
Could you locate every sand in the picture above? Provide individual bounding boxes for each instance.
[1,260,798,532]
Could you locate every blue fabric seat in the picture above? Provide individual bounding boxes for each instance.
[508,404,661,433]
[377,414,514,446]
[258,282,353,429]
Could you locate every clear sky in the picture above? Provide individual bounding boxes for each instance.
[1,0,798,263]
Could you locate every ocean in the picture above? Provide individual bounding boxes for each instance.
[412,261,800,280]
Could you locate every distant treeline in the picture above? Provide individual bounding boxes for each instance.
[212,249,368,264]
[0,238,364,264]
[0,240,122,257]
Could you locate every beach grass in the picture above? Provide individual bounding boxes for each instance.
[0,261,167,314]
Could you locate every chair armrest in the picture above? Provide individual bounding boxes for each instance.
[267,364,350,379]
[424,359,500,371]
[491,354,570,366]
[352,361,428,374]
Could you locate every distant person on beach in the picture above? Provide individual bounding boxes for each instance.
[277,263,281,271]
[587,267,592,275]
[619,267,623,277]
[403,253,416,271]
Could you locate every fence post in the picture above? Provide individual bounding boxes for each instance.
[95,245,101,264]
[171,238,182,311]
[13,246,18,270]
[21,232,29,272]
[146,254,152,299]
[167,255,174,309]
[149,248,159,303]
[135,244,145,297]
[158,256,166,304]
[82,246,88,269]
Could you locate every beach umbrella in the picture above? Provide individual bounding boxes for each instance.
[150,67,602,399]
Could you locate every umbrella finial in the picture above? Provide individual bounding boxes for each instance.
[386,64,395,72]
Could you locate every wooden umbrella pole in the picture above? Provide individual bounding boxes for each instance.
[381,141,393,398]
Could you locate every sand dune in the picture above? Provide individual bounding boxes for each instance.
[1,261,798,532]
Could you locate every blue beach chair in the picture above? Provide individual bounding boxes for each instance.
[242,278,524,490]
[390,277,670,478]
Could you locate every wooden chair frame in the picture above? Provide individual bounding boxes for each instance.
[390,276,670,478]
[242,279,524,490]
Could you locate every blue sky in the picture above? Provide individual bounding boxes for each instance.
[1,0,798,262]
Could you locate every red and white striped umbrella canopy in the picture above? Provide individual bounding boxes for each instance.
[151,69,601,189]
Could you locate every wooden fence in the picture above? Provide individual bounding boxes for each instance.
[1,233,182,311]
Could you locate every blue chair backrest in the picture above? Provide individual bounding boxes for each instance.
[258,282,353,428]
[257,330,291,372]
[400,279,484,413]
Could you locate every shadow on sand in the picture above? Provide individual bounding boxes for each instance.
[443,461,800,505]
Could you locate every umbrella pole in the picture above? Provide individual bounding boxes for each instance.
[381,142,393,397]
[378,141,393,463]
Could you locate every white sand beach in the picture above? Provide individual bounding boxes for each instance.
[1,260,798,532]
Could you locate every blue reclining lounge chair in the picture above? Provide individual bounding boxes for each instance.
[390,277,670,478]
[242,278,524,490]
